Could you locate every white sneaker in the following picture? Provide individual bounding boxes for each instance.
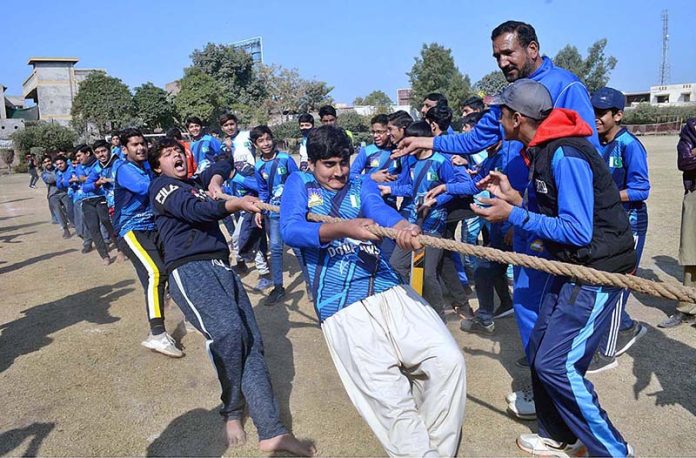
[517,433,587,457]
[507,386,536,420]
[141,332,184,358]
[506,384,532,403]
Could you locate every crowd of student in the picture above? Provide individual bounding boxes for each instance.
[28,18,696,458]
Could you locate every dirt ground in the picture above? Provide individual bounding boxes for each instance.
[1,135,695,457]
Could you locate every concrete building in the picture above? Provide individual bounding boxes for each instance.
[625,82,696,107]
[22,57,103,126]
[1,85,29,150]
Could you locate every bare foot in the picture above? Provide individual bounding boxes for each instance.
[225,419,247,447]
[259,433,316,456]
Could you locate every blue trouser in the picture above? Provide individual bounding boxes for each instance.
[460,215,484,273]
[600,204,647,356]
[169,259,288,439]
[73,200,92,248]
[474,259,512,324]
[265,215,308,287]
[531,278,628,457]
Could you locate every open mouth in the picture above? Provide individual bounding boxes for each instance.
[174,157,185,172]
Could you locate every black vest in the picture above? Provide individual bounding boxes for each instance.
[528,136,636,274]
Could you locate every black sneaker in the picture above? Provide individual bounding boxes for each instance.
[265,286,286,306]
[234,260,248,274]
[62,229,72,239]
[658,312,695,328]
[586,352,617,374]
[494,302,514,319]
[615,322,647,356]
[460,317,494,334]
[515,356,530,368]
[81,244,93,254]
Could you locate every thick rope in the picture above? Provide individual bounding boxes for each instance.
[258,202,696,303]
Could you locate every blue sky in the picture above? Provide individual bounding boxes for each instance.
[1,0,693,105]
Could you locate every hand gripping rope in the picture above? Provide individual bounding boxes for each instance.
[257,202,696,304]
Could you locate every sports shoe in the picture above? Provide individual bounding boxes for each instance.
[460,317,494,334]
[516,433,586,457]
[658,311,695,328]
[586,352,617,374]
[265,286,286,305]
[494,302,514,319]
[452,301,474,319]
[81,244,93,254]
[515,355,530,368]
[62,229,72,239]
[254,276,273,291]
[614,321,647,356]
[507,388,536,420]
[141,332,184,358]
[462,284,475,297]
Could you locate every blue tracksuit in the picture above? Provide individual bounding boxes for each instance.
[600,127,651,354]
[191,134,222,173]
[113,160,156,237]
[349,144,394,180]
[280,173,403,322]
[83,154,122,209]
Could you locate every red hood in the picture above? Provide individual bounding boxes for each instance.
[528,108,594,147]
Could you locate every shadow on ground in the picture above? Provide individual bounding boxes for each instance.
[0,280,132,374]
[0,249,77,275]
[0,422,55,456]
[630,323,696,416]
[146,408,227,457]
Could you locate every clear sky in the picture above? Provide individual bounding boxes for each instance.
[1,0,693,105]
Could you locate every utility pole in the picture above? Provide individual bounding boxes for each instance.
[659,9,670,85]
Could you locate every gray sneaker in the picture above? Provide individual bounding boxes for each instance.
[460,317,494,334]
[586,352,617,374]
[141,332,184,358]
[614,322,647,356]
[658,312,695,328]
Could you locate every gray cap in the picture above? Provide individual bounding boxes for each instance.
[490,79,553,120]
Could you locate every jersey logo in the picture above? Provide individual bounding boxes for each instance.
[307,188,324,207]
[278,166,287,175]
[369,159,380,168]
[535,179,548,194]
[427,170,438,182]
[609,155,623,168]
[155,184,180,205]
[350,194,359,208]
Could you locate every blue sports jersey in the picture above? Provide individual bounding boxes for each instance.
[349,144,394,179]
[280,172,404,322]
[83,154,122,208]
[390,152,471,235]
[113,160,156,237]
[191,134,222,173]
[601,127,650,205]
[255,152,299,218]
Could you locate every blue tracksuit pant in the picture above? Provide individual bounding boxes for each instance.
[530,277,628,457]
[169,259,287,439]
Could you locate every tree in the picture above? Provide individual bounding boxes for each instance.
[553,39,617,93]
[256,65,334,121]
[354,90,393,107]
[407,43,471,109]
[71,71,134,135]
[473,71,508,97]
[11,122,77,154]
[133,83,176,131]
[190,43,266,107]
[173,67,223,125]
[298,80,333,113]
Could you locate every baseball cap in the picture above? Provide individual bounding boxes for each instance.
[591,87,625,110]
[489,79,553,120]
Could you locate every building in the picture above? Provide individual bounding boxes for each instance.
[1,85,32,150]
[22,57,103,126]
[625,82,696,107]
[231,37,263,64]
[397,88,412,106]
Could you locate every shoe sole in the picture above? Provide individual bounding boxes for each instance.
[615,324,647,356]
[459,324,494,335]
[516,437,586,457]
[586,359,618,374]
[507,406,537,421]
[141,342,184,358]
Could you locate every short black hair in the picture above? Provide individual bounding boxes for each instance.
[250,125,274,144]
[491,20,539,48]
[93,139,110,151]
[461,111,486,129]
[119,128,145,147]
[165,127,183,140]
[318,105,337,119]
[425,103,453,132]
[370,114,388,126]
[461,96,485,112]
[298,113,314,125]
[424,93,448,105]
[148,137,185,171]
[54,154,67,163]
[185,116,204,127]
[41,155,52,163]
[404,121,434,138]
[218,111,239,126]
[74,144,92,154]
[110,130,120,139]
[307,125,352,163]
[387,110,414,130]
